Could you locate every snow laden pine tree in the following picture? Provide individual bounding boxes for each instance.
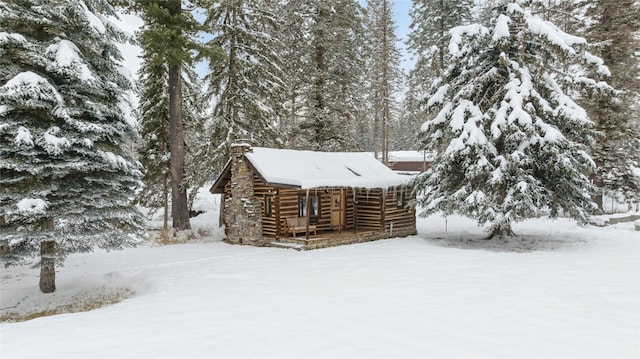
[407,0,473,79]
[0,0,145,292]
[403,0,474,151]
[414,1,612,238]
[283,0,367,151]
[200,0,284,174]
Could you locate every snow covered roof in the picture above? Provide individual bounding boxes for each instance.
[211,147,412,193]
[388,151,435,163]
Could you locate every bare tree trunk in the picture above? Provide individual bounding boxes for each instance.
[39,240,55,293]
[169,61,191,231]
[163,174,169,231]
[593,190,604,213]
[0,239,8,257]
[167,1,190,232]
[487,224,515,239]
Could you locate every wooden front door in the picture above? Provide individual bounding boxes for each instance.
[331,190,345,230]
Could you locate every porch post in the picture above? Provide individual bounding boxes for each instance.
[354,189,359,234]
[380,190,386,232]
[330,188,334,231]
[275,189,281,239]
[305,189,311,239]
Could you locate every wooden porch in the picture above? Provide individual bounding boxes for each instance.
[270,227,417,250]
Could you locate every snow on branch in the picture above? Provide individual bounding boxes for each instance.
[16,198,48,215]
[0,32,26,45]
[2,71,64,105]
[426,84,450,108]
[14,126,34,147]
[40,126,70,155]
[448,24,488,57]
[79,1,106,34]
[46,39,96,82]
[493,15,511,41]
[525,17,585,55]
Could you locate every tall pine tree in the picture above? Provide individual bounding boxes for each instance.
[135,49,206,230]
[414,0,612,237]
[199,0,284,175]
[0,0,145,292]
[132,0,217,230]
[283,0,367,151]
[404,0,474,151]
[365,0,403,162]
[581,0,640,208]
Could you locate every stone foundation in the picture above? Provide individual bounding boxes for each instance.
[269,228,417,250]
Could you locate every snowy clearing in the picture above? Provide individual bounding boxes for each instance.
[1,198,638,358]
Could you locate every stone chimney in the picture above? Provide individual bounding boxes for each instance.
[223,143,264,245]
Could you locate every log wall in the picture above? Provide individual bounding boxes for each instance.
[223,174,416,239]
[382,187,417,235]
[355,189,383,231]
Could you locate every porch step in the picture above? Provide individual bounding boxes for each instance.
[269,241,306,250]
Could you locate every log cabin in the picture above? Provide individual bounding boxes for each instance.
[209,144,417,250]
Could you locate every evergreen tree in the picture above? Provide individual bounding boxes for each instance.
[135,52,206,230]
[135,59,170,229]
[405,0,474,150]
[200,0,284,175]
[0,0,145,292]
[283,0,367,151]
[277,0,306,146]
[132,0,217,231]
[413,1,612,237]
[365,0,403,162]
[580,0,640,207]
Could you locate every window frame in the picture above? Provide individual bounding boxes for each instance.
[264,194,273,217]
[397,189,405,208]
[298,194,320,219]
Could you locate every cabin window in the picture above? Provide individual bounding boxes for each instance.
[397,189,405,208]
[264,195,273,217]
[299,195,320,218]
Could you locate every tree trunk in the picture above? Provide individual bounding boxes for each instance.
[39,240,55,293]
[0,239,8,257]
[487,224,515,239]
[169,62,190,231]
[593,190,604,213]
[163,174,169,231]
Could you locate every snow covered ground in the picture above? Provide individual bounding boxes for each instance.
[1,192,638,359]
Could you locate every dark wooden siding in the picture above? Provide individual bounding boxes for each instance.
[253,175,278,237]
[382,187,416,233]
[388,161,431,173]
[223,171,416,238]
[355,189,383,231]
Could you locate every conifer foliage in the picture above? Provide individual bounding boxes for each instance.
[0,0,145,289]
[581,0,640,206]
[283,0,367,151]
[413,1,612,237]
[200,0,284,174]
[132,0,215,231]
[365,0,403,162]
[135,7,208,230]
[404,0,473,151]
